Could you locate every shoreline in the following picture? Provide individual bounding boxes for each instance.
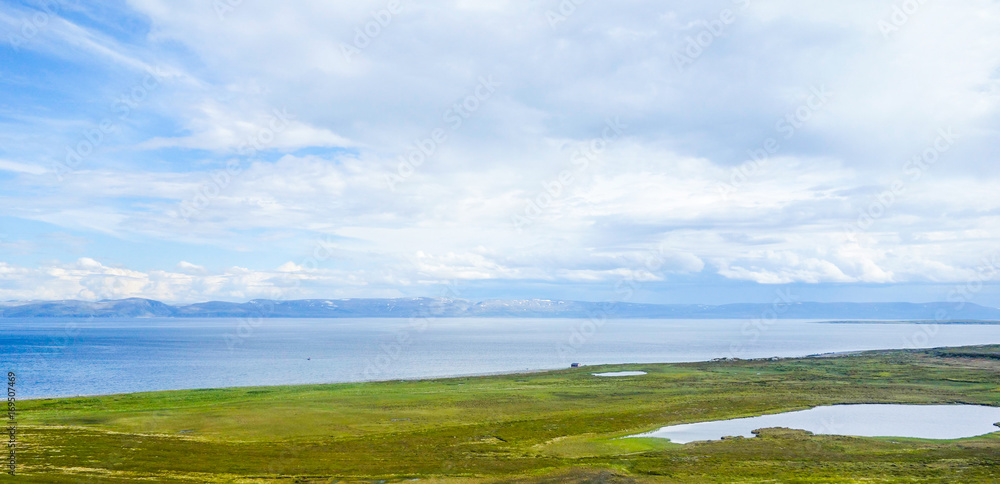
[18,367,566,401]
[15,345,950,401]
[16,344,1000,481]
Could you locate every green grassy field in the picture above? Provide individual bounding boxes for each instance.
[7,346,1000,483]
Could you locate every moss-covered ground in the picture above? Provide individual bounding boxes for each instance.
[7,346,1000,483]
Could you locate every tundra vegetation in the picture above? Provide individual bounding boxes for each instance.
[8,345,1000,483]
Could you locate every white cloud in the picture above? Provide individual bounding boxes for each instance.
[0,160,47,175]
[135,102,354,153]
[3,1,1000,300]
[176,261,207,275]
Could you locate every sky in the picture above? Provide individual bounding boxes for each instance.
[0,0,999,306]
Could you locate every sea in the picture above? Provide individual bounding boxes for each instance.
[2,317,999,398]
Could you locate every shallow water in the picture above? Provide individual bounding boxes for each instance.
[592,371,647,377]
[4,317,1000,397]
[632,404,1000,443]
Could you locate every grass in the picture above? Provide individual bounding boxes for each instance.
[6,346,1000,482]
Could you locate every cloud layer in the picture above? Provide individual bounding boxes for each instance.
[1,0,999,303]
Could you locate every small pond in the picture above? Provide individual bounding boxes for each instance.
[592,371,648,377]
[631,404,1000,444]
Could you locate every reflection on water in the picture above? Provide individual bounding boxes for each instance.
[632,404,1000,443]
[4,318,1000,397]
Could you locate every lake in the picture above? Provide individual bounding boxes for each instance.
[631,404,1000,443]
[3,318,1000,398]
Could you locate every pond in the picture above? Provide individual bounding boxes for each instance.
[631,404,1000,443]
[592,371,647,377]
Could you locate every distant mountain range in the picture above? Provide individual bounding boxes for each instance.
[1,297,999,320]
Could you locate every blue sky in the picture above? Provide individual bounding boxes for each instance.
[1,0,999,305]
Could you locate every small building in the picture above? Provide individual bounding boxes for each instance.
[570,363,580,368]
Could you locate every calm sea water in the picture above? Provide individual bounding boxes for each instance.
[2,318,1000,398]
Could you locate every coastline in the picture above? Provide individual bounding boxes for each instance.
[14,344,1000,482]
[15,346,948,401]
[17,367,562,401]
